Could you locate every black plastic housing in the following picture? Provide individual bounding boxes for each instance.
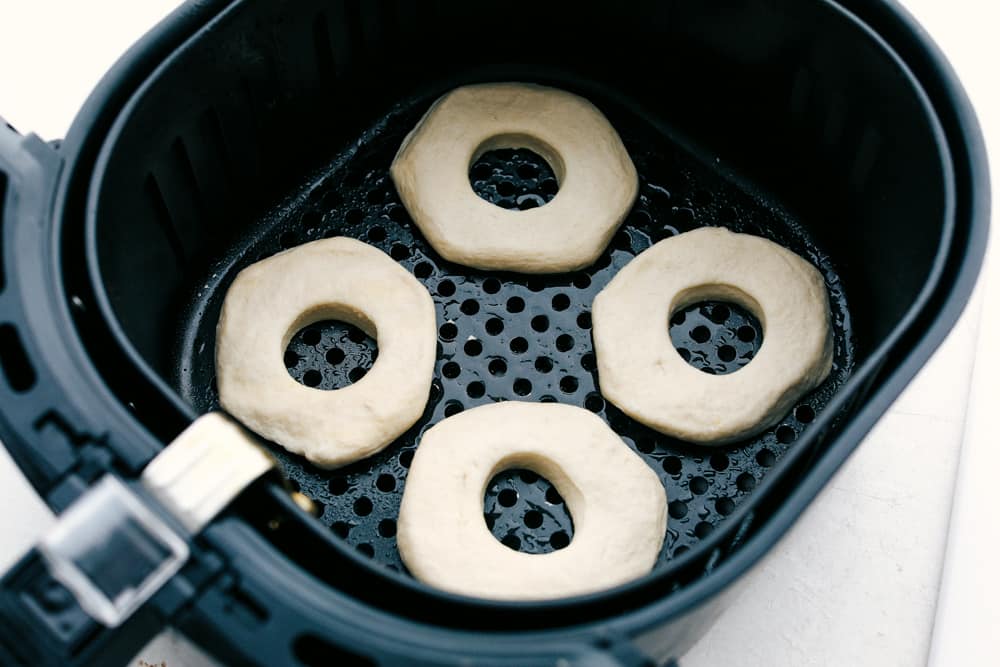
[0,0,988,665]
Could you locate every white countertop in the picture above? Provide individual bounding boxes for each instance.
[1,2,996,665]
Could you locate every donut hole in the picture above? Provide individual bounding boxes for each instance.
[484,467,575,554]
[285,318,377,390]
[468,139,562,211]
[668,297,763,375]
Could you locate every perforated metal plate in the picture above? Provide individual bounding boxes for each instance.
[179,90,854,574]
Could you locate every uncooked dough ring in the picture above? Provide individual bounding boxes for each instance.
[216,237,436,469]
[593,227,833,445]
[390,82,639,273]
[397,402,666,600]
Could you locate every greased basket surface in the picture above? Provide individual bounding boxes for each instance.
[178,90,854,574]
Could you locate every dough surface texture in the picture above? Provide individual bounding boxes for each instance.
[593,227,833,445]
[391,82,638,273]
[398,401,667,600]
[216,237,436,468]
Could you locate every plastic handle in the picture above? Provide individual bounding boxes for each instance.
[0,548,166,667]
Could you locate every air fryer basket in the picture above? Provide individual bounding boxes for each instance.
[0,0,987,665]
[88,0,938,591]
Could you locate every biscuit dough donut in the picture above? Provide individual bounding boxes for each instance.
[397,402,666,600]
[216,237,436,469]
[391,83,638,273]
[593,227,833,445]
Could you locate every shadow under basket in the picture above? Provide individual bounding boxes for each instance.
[0,0,987,665]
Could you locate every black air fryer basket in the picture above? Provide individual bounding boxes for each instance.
[0,0,988,665]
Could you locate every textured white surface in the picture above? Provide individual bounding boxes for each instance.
[0,1,995,666]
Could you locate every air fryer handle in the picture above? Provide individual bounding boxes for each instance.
[0,546,167,667]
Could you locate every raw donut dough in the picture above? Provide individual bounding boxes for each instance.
[390,82,638,273]
[397,402,666,600]
[215,237,436,469]
[592,227,833,445]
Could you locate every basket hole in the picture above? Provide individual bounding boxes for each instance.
[377,519,397,538]
[531,315,549,332]
[694,521,714,538]
[463,339,483,357]
[376,474,396,492]
[756,448,776,466]
[331,521,351,538]
[581,353,596,371]
[483,278,502,294]
[485,317,505,336]
[414,261,433,279]
[488,358,507,376]
[669,300,763,375]
[795,405,815,423]
[689,476,709,495]
[709,453,729,472]
[550,531,570,550]
[367,225,386,242]
[443,401,464,417]
[328,477,349,496]
[388,205,409,223]
[345,208,363,225]
[442,361,460,379]
[526,278,546,293]
[302,329,321,346]
[662,456,682,476]
[399,450,414,468]
[353,497,373,516]
[466,381,485,399]
[437,280,456,297]
[461,299,480,315]
[555,334,575,352]
[737,472,756,492]
[552,293,571,311]
[585,393,604,413]
[506,296,525,313]
[534,357,553,373]
[485,468,574,554]
[715,497,736,515]
[389,244,410,260]
[737,325,756,342]
[286,321,376,390]
[439,322,458,340]
[469,148,558,210]
[513,378,532,396]
[776,425,797,444]
[559,376,579,393]
[668,500,688,519]
[501,535,521,550]
[356,543,375,558]
[510,337,529,354]
[497,488,518,507]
